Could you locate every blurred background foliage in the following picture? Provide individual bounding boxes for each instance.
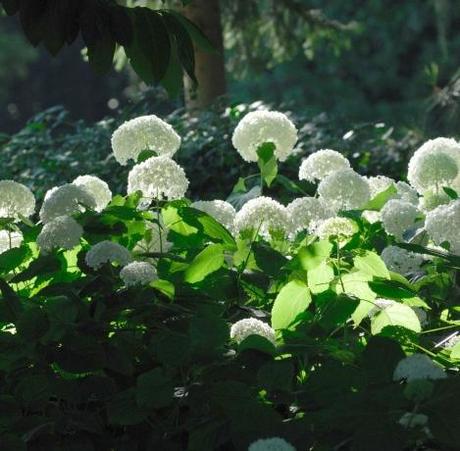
[0,0,459,199]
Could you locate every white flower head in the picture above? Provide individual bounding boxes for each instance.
[127,156,189,202]
[111,114,181,165]
[133,220,172,255]
[120,261,157,287]
[395,181,419,205]
[37,216,83,253]
[381,245,424,275]
[230,318,276,345]
[192,200,236,232]
[425,199,460,253]
[314,216,358,241]
[73,175,112,212]
[40,184,97,224]
[287,197,334,236]
[0,180,35,220]
[232,111,298,162]
[365,175,395,198]
[85,240,132,270]
[380,199,421,240]
[393,353,446,382]
[317,169,371,212]
[0,230,23,255]
[248,437,296,451]
[299,149,350,183]
[234,196,289,239]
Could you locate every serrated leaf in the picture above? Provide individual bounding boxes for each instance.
[184,243,225,283]
[371,303,421,335]
[354,251,390,279]
[308,261,335,294]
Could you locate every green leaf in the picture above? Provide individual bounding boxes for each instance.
[253,243,287,277]
[136,368,174,409]
[354,251,390,279]
[0,278,22,322]
[443,186,458,199]
[150,279,175,299]
[16,307,49,341]
[308,262,335,294]
[371,303,421,335]
[450,341,460,359]
[189,315,228,358]
[184,243,225,283]
[362,184,397,210]
[257,360,293,391]
[257,142,278,187]
[108,388,148,426]
[238,334,276,355]
[271,279,311,330]
[297,240,333,270]
[0,246,31,275]
[315,292,359,330]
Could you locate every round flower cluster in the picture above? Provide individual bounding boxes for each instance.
[393,353,446,382]
[318,169,371,211]
[85,241,132,270]
[40,184,97,224]
[380,199,420,240]
[0,230,23,255]
[425,199,460,253]
[365,175,394,198]
[134,221,172,255]
[231,111,298,162]
[230,318,276,345]
[73,175,112,212]
[381,245,424,275]
[234,197,288,239]
[248,437,296,451]
[0,180,35,220]
[314,217,357,241]
[287,197,334,235]
[120,261,157,287]
[111,114,181,165]
[298,149,350,183]
[192,200,236,232]
[37,216,83,253]
[395,181,419,205]
[127,156,189,201]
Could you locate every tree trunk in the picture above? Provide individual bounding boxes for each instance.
[183,0,226,109]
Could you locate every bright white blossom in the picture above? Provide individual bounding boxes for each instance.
[287,197,334,235]
[298,149,350,183]
[248,437,296,451]
[120,261,157,287]
[234,197,289,239]
[0,230,23,254]
[393,353,446,382]
[314,217,358,241]
[380,199,420,240]
[232,111,298,162]
[230,318,276,345]
[366,175,395,198]
[40,184,97,224]
[395,181,419,205]
[0,180,35,220]
[73,175,112,212]
[37,216,83,253]
[192,200,236,232]
[85,241,132,270]
[127,156,189,201]
[381,245,424,275]
[111,115,181,165]
[317,169,371,211]
[425,199,460,254]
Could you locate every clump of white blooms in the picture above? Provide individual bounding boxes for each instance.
[298,149,350,183]
[366,175,395,198]
[425,199,460,253]
[120,261,157,287]
[192,200,236,232]
[85,240,132,270]
[381,245,424,275]
[314,217,358,241]
[248,437,296,451]
[393,353,447,382]
[40,184,97,224]
[73,175,112,212]
[230,318,276,345]
[287,197,334,235]
[232,111,298,162]
[37,216,83,253]
[380,199,420,240]
[317,169,371,211]
[408,138,460,193]
[0,230,23,254]
[234,197,288,239]
[395,181,419,205]
[133,220,172,255]
[127,156,189,201]
[111,114,181,165]
[0,180,35,220]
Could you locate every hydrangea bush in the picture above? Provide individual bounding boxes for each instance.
[0,111,459,451]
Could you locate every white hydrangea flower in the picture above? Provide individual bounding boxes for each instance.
[85,240,132,270]
[380,199,421,240]
[0,230,23,254]
[230,318,276,345]
[234,196,289,239]
[362,210,381,224]
[73,175,112,212]
[317,169,371,211]
[298,149,350,183]
[408,138,460,193]
[192,200,236,232]
[127,156,189,201]
[40,184,97,224]
[232,111,298,162]
[120,261,157,287]
[365,175,395,198]
[314,217,358,240]
[0,180,35,220]
[111,114,181,165]
[248,437,296,451]
[134,220,172,255]
[425,199,460,254]
[393,353,446,382]
[381,245,424,275]
[37,216,83,253]
[287,197,334,235]
[395,181,419,205]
